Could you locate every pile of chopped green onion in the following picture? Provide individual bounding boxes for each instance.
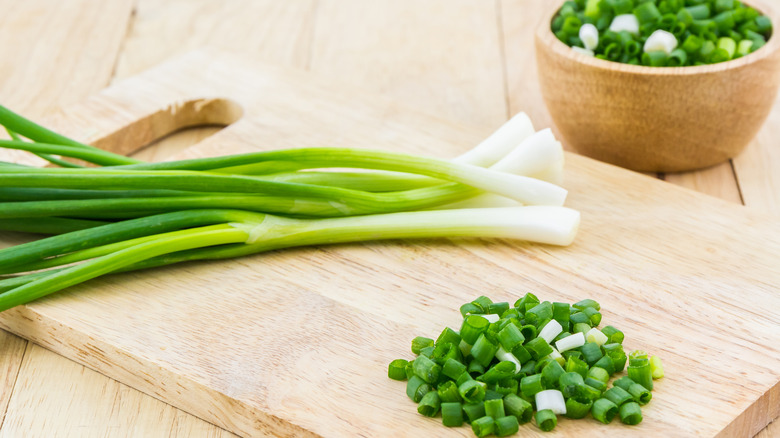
[388,295,663,435]
[0,106,581,311]
[552,0,773,66]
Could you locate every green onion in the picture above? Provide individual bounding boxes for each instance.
[628,350,654,390]
[565,397,592,419]
[498,323,526,351]
[388,359,409,380]
[520,374,545,398]
[592,398,619,424]
[566,355,589,377]
[559,372,585,398]
[442,358,467,380]
[535,409,557,432]
[471,416,495,437]
[478,361,516,383]
[471,334,499,368]
[461,315,490,345]
[418,391,441,417]
[525,337,554,361]
[541,360,565,388]
[576,382,603,402]
[604,386,634,406]
[503,393,533,424]
[495,415,520,437]
[437,381,463,403]
[441,402,464,427]
[437,327,462,347]
[619,401,643,425]
[413,355,441,384]
[406,376,429,402]
[485,398,505,419]
[412,337,435,355]
[593,355,616,375]
[463,402,486,423]
[650,355,665,378]
[600,326,624,344]
[459,380,487,404]
[581,342,604,365]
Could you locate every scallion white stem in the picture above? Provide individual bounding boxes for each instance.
[555,332,585,352]
[495,346,522,374]
[535,390,567,415]
[538,319,564,343]
[454,113,535,167]
[586,328,609,346]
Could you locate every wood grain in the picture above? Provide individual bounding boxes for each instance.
[1,51,778,437]
[310,0,507,128]
[0,344,238,438]
[113,0,316,80]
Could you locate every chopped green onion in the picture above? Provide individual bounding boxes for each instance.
[498,323,525,351]
[535,409,557,432]
[471,334,499,367]
[503,393,534,424]
[718,37,737,58]
[471,416,495,437]
[650,355,665,379]
[593,355,616,375]
[570,312,591,326]
[576,382,603,402]
[584,376,607,393]
[417,391,441,417]
[436,327,462,346]
[619,401,643,425]
[634,2,663,24]
[525,301,553,326]
[519,324,538,340]
[411,337,434,354]
[572,298,600,311]
[525,337,554,360]
[564,397,592,419]
[535,389,567,415]
[413,355,441,384]
[460,303,482,317]
[459,379,487,404]
[538,319,564,343]
[604,386,633,406]
[600,326,624,344]
[520,374,545,398]
[478,361,517,383]
[442,358,467,380]
[587,366,610,384]
[552,302,571,330]
[592,398,619,424]
[586,327,608,345]
[495,415,520,437]
[566,355,589,377]
[541,359,565,388]
[581,342,604,365]
[485,398,506,419]
[388,359,409,380]
[461,315,490,345]
[559,372,585,398]
[468,360,486,377]
[441,402,464,427]
[463,402,486,423]
[437,380,463,403]
[628,351,654,390]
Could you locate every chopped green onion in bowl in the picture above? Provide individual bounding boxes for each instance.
[551,0,772,66]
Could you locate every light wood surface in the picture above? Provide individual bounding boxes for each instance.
[0,0,779,437]
[1,50,779,437]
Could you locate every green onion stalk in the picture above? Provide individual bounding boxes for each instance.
[0,206,581,309]
[0,104,579,312]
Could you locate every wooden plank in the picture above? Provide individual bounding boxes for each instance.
[0,51,778,437]
[0,0,135,166]
[113,0,316,80]
[500,0,557,138]
[0,0,135,434]
[0,344,238,438]
[311,0,507,128]
[733,103,780,214]
[663,162,743,204]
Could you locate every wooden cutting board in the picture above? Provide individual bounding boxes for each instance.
[0,50,778,437]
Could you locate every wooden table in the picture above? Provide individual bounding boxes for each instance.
[0,1,776,436]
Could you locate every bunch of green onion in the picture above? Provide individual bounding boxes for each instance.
[552,0,772,66]
[388,294,664,435]
[0,106,581,311]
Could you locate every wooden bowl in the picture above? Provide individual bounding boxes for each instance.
[535,0,780,172]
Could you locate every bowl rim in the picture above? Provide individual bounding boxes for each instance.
[537,0,780,76]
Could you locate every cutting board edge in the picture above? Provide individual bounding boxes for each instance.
[0,306,319,438]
